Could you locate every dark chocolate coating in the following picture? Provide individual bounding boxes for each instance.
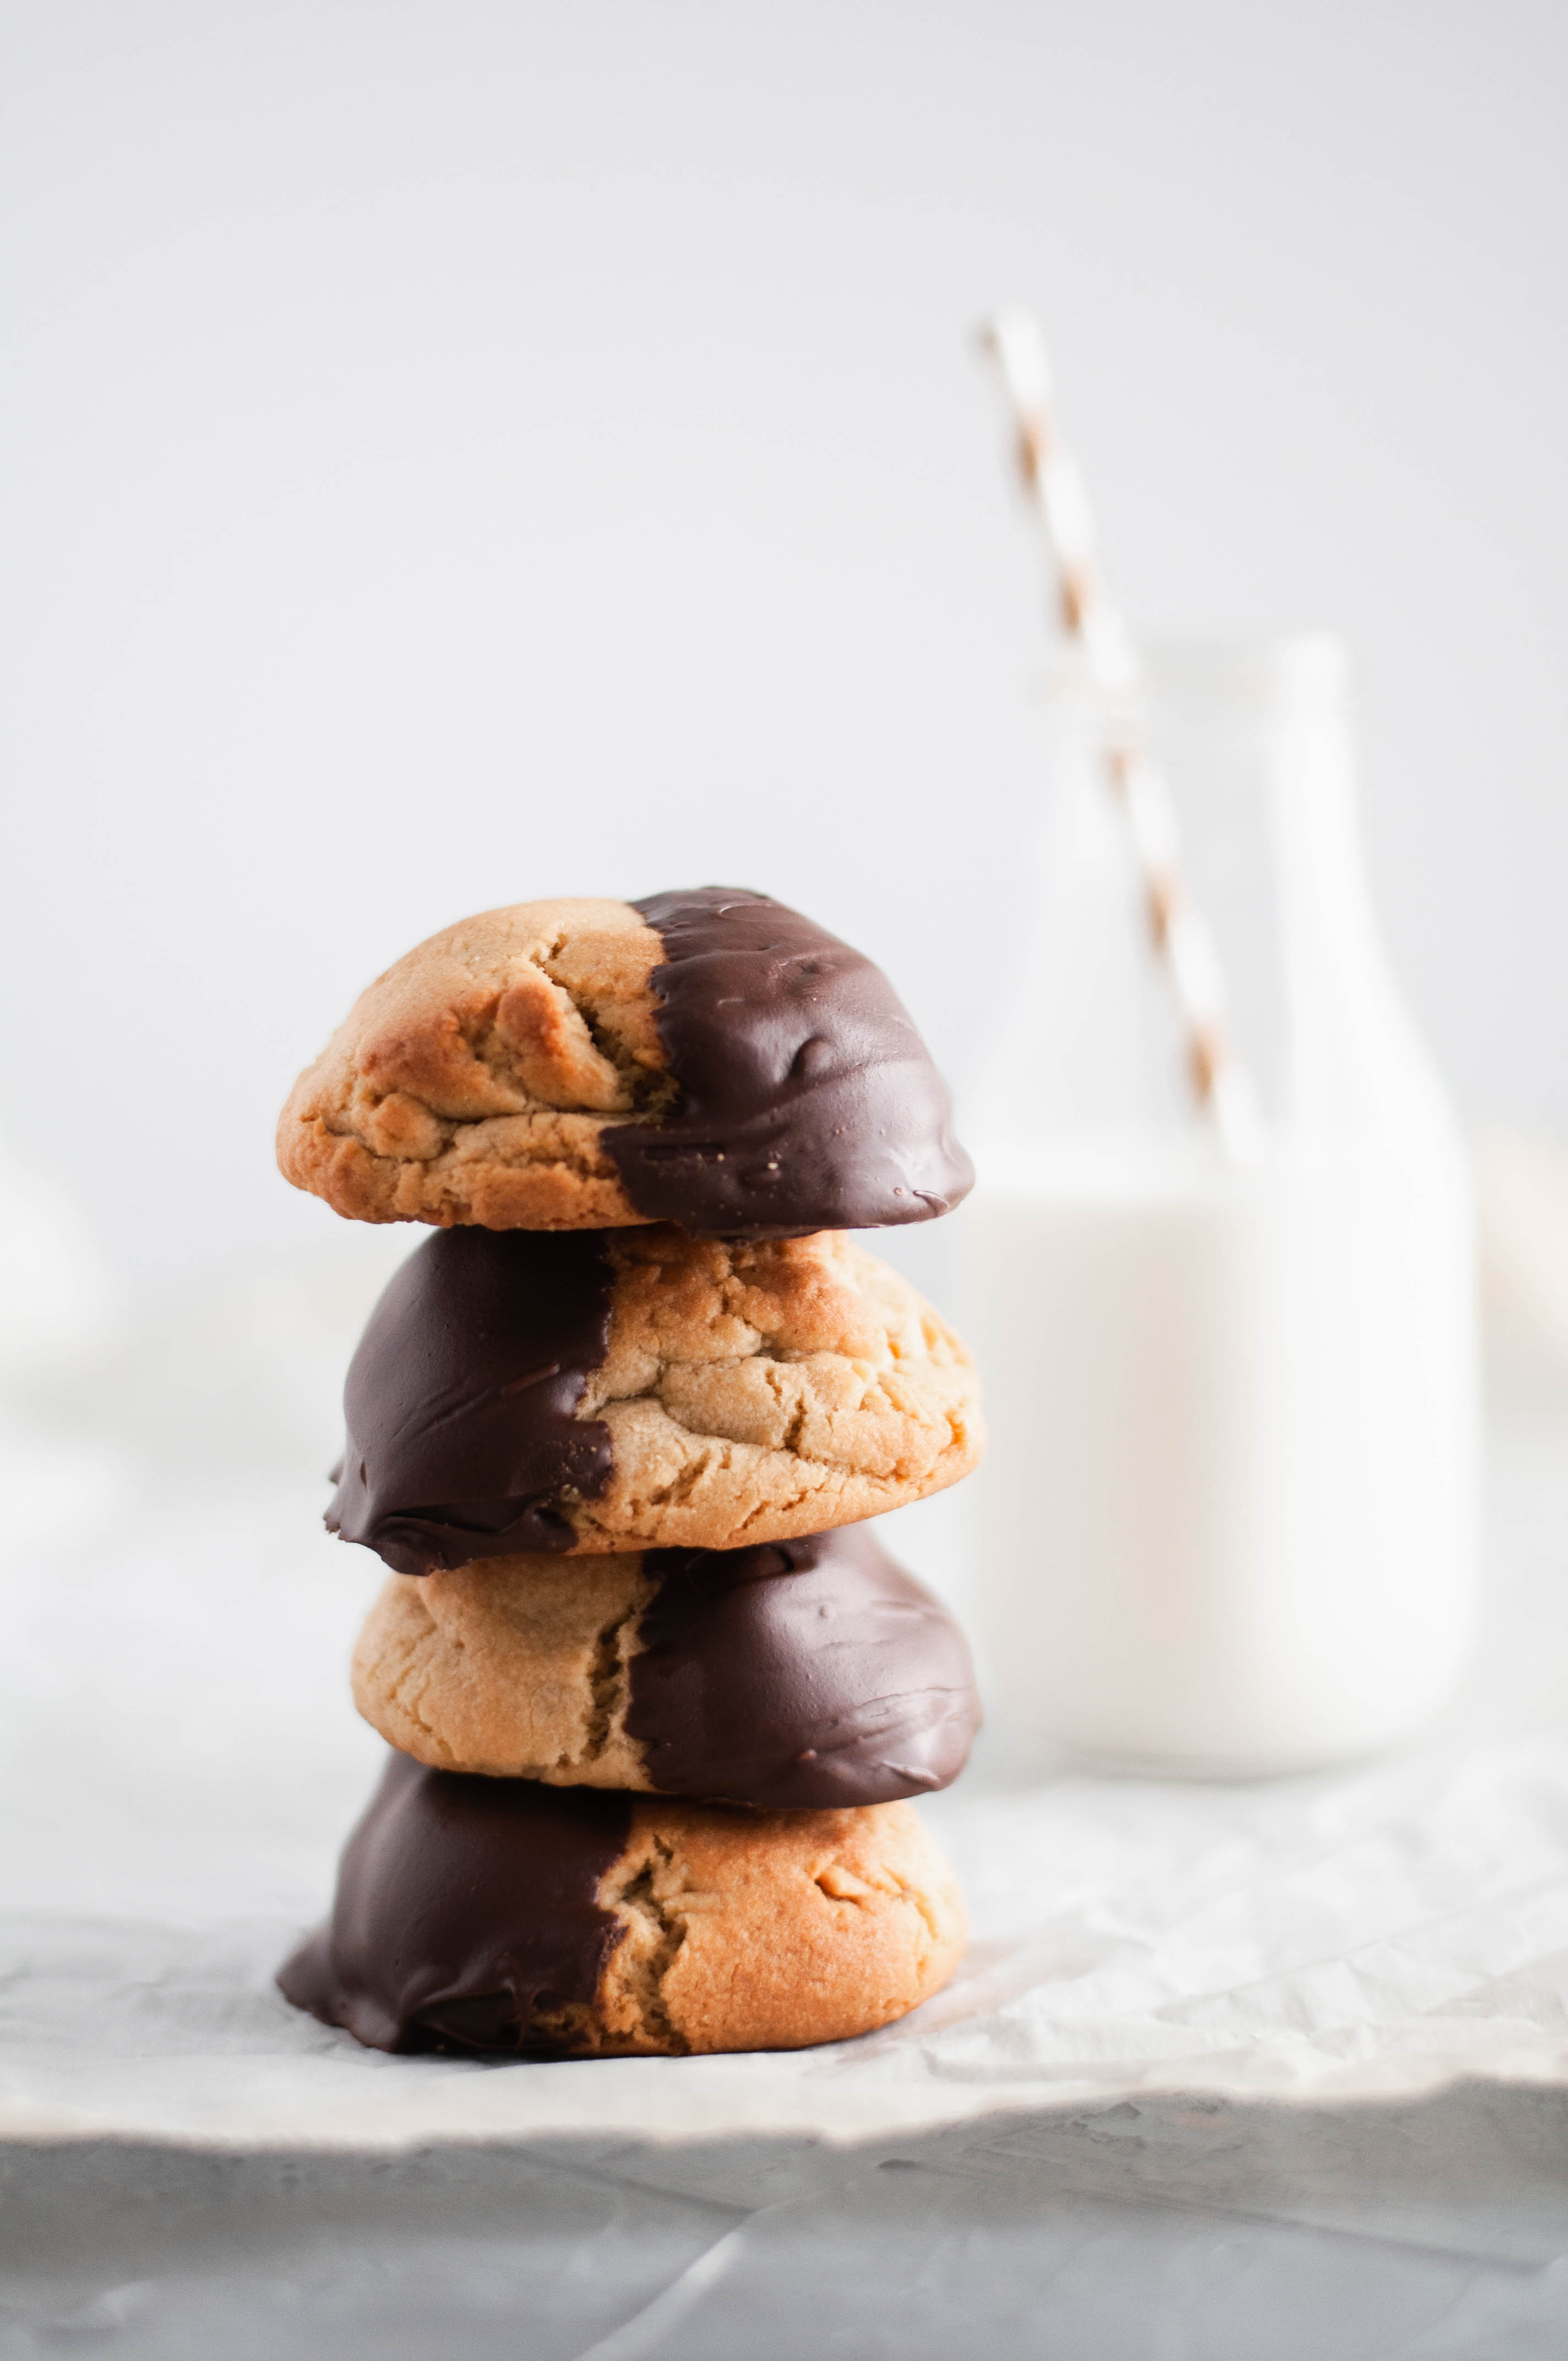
[327,1227,615,1576]
[602,888,973,1236]
[628,1526,981,1807]
[277,1751,632,2055]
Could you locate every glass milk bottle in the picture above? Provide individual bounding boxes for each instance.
[959,634,1479,1775]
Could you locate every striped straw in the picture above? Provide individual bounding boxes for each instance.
[978,307,1266,1162]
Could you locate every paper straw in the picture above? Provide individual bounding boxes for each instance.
[978,308,1266,1161]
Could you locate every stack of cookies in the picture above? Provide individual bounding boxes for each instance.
[275,888,985,2058]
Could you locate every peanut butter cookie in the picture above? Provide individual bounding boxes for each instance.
[278,1750,966,2056]
[351,1527,981,1807]
[328,1223,983,1569]
[278,889,972,1238]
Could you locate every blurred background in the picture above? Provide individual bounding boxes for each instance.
[6,0,1568,1274]
[2,1,1567,1902]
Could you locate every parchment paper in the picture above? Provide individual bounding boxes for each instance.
[4,1379,1568,2155]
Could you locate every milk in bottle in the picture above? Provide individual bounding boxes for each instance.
[959,636,1478,1774]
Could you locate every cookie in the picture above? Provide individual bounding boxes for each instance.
[327,1222,982,1570]
[277,889,973,1238]
[277,1751,966,2057]
[351,1526,981,1807]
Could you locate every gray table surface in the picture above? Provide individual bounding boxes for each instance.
[5,2081,1568,2358]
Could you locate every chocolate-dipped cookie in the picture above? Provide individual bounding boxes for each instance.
[278,1751,966,2057]
[277,889,972,1238]
[351,1526,981,1807]
[328,1222,982,1570]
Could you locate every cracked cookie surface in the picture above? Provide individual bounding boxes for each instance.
[329,1223,984,1570]
[351,1526,982,1806]
[277,889,973,1237]
[277,1750,966,2056]
[597,1795,966,2057]
[278,899,669,1231]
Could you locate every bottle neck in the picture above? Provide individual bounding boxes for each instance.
[968,635,1456,1157]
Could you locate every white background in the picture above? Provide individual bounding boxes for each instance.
[3,0,1566,1297]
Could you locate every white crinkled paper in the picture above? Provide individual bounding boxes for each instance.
[4,1375,1568,2153]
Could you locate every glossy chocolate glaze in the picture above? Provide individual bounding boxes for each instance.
[277,1751,633,2055]
[627,1525,981,1808]
[327,1227,615,1575]
[602,888,973,1236]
